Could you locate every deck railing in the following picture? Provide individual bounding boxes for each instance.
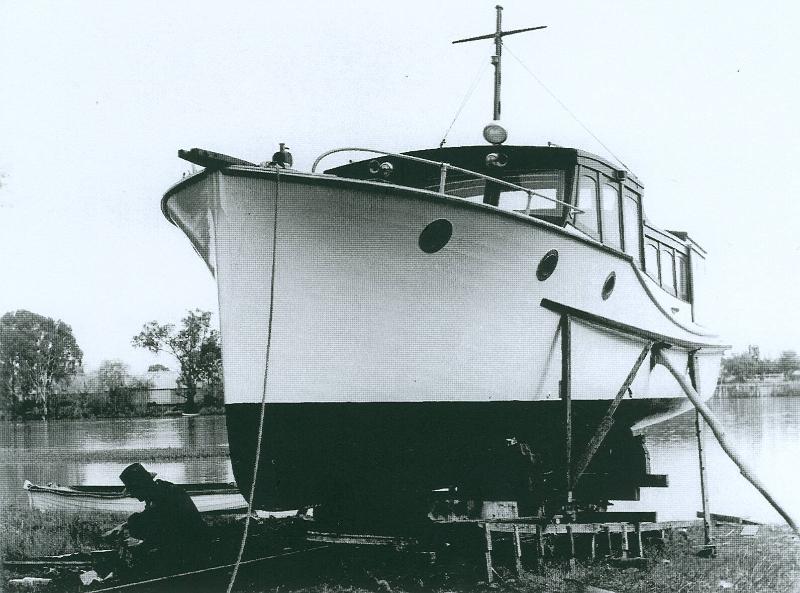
[312,147,582,215]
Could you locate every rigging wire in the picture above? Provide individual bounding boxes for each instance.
[439,62,490,148]
[503,42,632,173]
[225,168,282,593]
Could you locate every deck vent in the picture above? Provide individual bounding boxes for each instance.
[602,272,616,300]
[536,249,559,281]
[418,219,453,253]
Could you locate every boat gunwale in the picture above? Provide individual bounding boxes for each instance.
[161,165,719,341]
[23,481,240,499]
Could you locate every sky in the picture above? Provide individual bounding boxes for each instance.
[1,1,799,373]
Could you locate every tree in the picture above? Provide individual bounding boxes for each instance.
[132,310,221,413]
[147,364,170,372]
[97,359,130,391]
[778,350,799,379]
[0,310,83,418]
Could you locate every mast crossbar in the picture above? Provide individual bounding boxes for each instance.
[451,6,546,121]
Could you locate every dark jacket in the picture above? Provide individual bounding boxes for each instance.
[126,480,207,555]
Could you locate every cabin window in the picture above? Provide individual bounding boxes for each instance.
[660,246,676,296]
[575,174,600,238]
[494,172,565,217]
[622,190,642,266]
[645,240,660,281]
[676,253,690,301]
[601,182,622,250]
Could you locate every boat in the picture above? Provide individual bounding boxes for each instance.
[23,480,251,515]
[160,7,726,521]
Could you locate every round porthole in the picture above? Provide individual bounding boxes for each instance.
[602,272,616,300]
[418,219,453,253]
[536,249,559,281]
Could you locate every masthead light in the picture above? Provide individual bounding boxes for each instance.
[483,122,508,145]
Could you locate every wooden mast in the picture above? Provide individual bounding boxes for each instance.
[453,5,547,122]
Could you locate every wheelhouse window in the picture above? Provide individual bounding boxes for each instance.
[575,174,599,238]
[676,253,690,301]
[622,189,642,266]
[660,246,676,296]
[601,182,622,250]
[645,242,660,281]
[433,170,567,223]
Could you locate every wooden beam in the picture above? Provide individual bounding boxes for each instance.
[540,298,729,351]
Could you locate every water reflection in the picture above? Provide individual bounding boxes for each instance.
[615,396,800,523]
[0,416,233,507]
[2,399,800,524]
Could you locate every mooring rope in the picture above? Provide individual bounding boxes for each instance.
[225,168,282,593]
[503,41,632,173]
[92,546,328,592]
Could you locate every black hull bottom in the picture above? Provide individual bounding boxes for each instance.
[226,399,684,515]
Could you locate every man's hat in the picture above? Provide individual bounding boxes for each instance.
[119,463,156,491]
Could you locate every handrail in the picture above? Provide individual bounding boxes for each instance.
[311,147,581,213]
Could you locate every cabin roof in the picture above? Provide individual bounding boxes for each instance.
[325,144,642,192]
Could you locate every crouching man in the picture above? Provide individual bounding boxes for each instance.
[104,463,208,575]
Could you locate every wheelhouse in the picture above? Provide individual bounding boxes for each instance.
[326,144,708,322]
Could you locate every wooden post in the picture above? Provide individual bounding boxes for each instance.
[695,410,713,546]
[656,351,800,534]
[690,352,713,547]
[604,526,612,557]
[635,523,643,558]
[484,523,494,584]
[590,532,597,561]
[567,525,576,571]
[513,525,523,576]
[621,525,629,559]
[561,315,573,506]
[536,524,545,569]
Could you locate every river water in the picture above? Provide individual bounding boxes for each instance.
[1,397,799,524]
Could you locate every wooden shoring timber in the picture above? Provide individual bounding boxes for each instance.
[481,519,701,573]
[571,341,654,490]
[655,352,800,534]
[560,314,573,504]
[481,519,701,536]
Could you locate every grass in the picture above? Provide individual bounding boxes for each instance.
[2,511,799,593]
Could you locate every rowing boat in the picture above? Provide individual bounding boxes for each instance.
[23,480,249,515]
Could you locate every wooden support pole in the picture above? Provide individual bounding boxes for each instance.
[567,525,576,571]
[484,523,494,584]
[572,342,653,489]
[590,532,597,561]
[695,410,713,545]
[536,524,545,569]
[635,523,643,558]
[655,352,800,534]
[604,526,612,557]
[561,315,573,505]
[621,525,629,559]
[689,352,714,547]
[513,525,523,576]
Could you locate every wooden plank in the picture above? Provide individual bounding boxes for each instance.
[577,512,656,524]
[484,523,493,584]
[694,512,761,526]
[639,474,669,488]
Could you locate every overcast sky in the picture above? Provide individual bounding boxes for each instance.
[1,1,798,372]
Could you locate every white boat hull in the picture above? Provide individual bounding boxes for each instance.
[163,167,725,510]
